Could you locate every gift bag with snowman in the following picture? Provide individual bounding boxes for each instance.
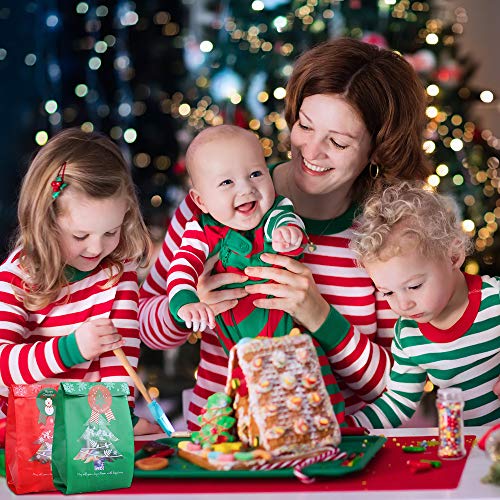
[51,381,134,494]
[5,383,59,494]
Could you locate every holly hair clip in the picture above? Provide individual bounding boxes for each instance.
[51,162,68,199]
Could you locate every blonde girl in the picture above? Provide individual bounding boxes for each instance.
[0,127,158,435]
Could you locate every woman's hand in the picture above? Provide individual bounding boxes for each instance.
[244,253,330,332]
[196,254,249,317]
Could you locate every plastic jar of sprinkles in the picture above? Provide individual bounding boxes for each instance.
[436,387,466,459]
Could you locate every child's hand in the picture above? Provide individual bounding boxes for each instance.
[134,417,162,436]
[178,302,216,332]
[494,376,500,399]
[75,318,124,360]
[272,226,304,253]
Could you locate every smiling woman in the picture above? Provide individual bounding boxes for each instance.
[285,94,372,214]
[139,38,435,431]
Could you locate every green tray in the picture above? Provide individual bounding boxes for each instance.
[134,435,386,479]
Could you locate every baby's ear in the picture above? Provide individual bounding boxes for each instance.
[189,188,209,214]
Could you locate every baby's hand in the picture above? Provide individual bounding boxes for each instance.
[272,225,304,253]
[178,302,216,332]
[75,318,124,360]
[494,376,500,399]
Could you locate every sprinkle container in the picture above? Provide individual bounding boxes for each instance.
[436,387,465,459]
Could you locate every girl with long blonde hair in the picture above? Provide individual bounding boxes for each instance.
[1,127,157,435]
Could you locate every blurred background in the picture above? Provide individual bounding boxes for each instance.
[0,0,498,428]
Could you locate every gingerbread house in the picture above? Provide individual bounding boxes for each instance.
[225,334,341,457]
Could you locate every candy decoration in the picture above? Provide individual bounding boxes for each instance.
[150,448,176,459]
[271,350,286,369]
[402,445,426,453]
[420,459,442,468]
[436,388,466,459]
[254,446,345,484]
[407,459,433,473]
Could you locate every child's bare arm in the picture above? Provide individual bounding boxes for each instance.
[177,302,216,332]
[272,225,304,253]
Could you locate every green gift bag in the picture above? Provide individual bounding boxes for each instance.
[52,382,134,494]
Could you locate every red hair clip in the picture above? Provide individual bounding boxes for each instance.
[51,162,68,199]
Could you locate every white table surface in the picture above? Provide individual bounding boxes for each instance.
[1,426,498,499]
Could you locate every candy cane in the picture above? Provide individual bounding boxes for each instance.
[254,447,346,483]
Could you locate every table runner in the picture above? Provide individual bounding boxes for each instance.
[105,435,475,494]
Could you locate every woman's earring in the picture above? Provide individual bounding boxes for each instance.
[369,162,380,179]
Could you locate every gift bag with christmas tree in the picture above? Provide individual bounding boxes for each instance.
[5,383,59,494]
[51,381,134,494]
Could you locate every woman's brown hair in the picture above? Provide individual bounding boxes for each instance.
[285,38,433,201]
[15,127,151,310]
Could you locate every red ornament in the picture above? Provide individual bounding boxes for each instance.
[361,32,388,49]
[172,159,186,176]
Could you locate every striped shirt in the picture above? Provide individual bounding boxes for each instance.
[140,178,396,430]
[167,195,305,324]
[348,273,500,427]
[0,249,140,413]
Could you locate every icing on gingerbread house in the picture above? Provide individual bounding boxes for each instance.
[225,334,341,457]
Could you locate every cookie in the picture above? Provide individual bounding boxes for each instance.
[135,457,169,471]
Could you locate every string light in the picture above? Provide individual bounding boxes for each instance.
[479,90,494,103]
[20,1,499,273]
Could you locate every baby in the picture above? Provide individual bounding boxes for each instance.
[346,181,500,427]
[166,125,307,349]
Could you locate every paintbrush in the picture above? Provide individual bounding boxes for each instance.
[113,348,175,436]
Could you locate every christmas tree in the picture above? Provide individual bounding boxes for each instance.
[0,1,188,257]
[2,2,498,407]
[3,1,497,268]
[73,385,123,465]
[30,417,55,464]
[74,414,122,464]
[176,0,499,275]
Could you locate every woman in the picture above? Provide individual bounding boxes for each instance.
[139,38,433,430]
